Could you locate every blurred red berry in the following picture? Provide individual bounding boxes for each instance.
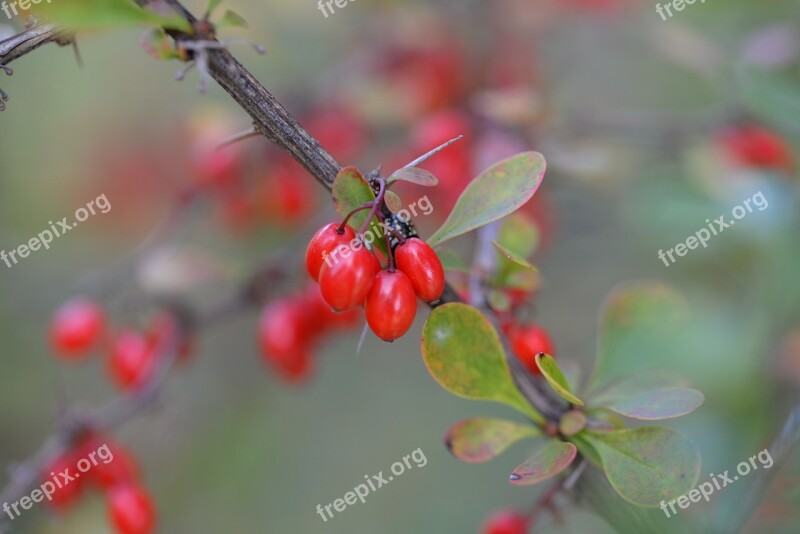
[108,332,157,390]
[77,436,140,489]
[482,509,528,534]
[107,484,156,534]
[506,324,555,375]
[50,298,106,359]
[260,159,317,225]
[305,106,367,162]
[718,124,794,172]
[42,451,84,511]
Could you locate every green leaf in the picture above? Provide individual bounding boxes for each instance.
[497,213,540,260]
[34,0,191,32]
[140,28,181,61]
[487,289,512,312]
[436,248,470,273]
[331,167,388,256]
[599,388,704,421]
[444,418,539,463]
[427,152,546,248]
[206,0,224,16]
[587,283,687,393]
[584,427,701,507]
[570,433,603,468]
[421,303,543,423]
[587,369,689,405]
[493,241,537,271]
[535,354,584,406]
[508,438,577,486]
[217,9,248,29]
[558,410,587,437]
[736,64,800,136]
[387,167,439,187]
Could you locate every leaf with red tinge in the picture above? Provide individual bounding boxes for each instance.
[601,388,704,421]
[388,167,439,187]
[421,303,543,423]
[583,427,700,507]
[445,418,539,463]
[508,438,577,486]
[427,152,546,248]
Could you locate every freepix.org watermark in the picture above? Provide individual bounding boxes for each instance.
[656,0,707,22]
[658,191,767,267]
[315,448,428,522]
[3,442,115,522]
[1,0,53,20]
[660,448,773,518]
[1,193,111,269]
[323,195,433,269]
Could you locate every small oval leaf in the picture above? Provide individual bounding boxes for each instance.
[421,303,543,423]
[427,152,546,248]
[603,388,705,421]
[508,438,577,486]
[535,354,584,406]
[587,369,690,405]
[388,167,439,187]
[384,190,403,213]
[445,418,539,463]
[584,427,701,507]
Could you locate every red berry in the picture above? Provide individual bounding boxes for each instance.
[107,484,156,534]
[482,509,528,534]
[258,299,309,357]
[42,452,84,511]
[365,270,417,341]
[318,246,381,311]
[718,124,794,172]
[395,238,445,302]
[305,223,356,281]
[50,298,106,359]
[108,332,157,390]
[507,324,555,375]
[258,299,315,383]
[78,436,140,489]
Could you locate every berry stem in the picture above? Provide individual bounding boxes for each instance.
[338,203,373,234]
[356,178,386,238]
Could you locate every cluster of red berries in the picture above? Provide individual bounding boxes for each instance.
[305,222,445,342]
[502,322,556,375]
[50,298,193,391]
[258,283,359,383]
[43,433,156,534]
[482,508,529,534]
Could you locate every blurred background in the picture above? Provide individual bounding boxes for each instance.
[1,0,800,532]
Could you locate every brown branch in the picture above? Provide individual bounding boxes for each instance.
[0,23,64,66]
